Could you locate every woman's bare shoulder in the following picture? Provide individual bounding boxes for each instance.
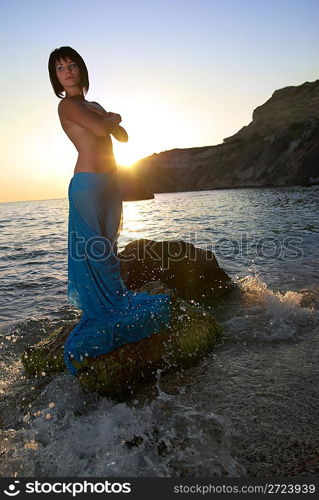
[58,97,88,120]
[58,96,79,110]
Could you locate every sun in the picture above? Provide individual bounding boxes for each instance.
[113,142,143,167]
[108,91,193,168]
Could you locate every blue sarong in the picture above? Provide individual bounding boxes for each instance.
[65,171,171,375]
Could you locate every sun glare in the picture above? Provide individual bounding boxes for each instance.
[113,143,143,167]
[109,91,193,168]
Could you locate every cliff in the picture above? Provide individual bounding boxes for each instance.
[130,80,319,191]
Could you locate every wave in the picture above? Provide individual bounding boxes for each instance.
[0,373,245,477]
[222,275,318,341]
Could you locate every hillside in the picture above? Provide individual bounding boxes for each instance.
[130,80,319,191]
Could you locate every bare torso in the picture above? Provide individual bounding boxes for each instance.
[58,100,117,174]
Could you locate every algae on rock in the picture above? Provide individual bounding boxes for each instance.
[21,281,222,398]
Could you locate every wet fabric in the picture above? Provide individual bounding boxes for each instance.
[65,171,171,375]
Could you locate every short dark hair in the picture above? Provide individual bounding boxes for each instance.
[48,46,89,98]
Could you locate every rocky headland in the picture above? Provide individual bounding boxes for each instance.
[128,80,319,192]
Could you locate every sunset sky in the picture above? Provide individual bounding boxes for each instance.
[1,0,318,202]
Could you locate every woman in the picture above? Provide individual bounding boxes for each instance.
[48,46,171,376]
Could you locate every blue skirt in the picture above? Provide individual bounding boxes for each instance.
[65,171,171,375]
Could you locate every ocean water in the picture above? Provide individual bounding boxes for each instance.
[0,185,318,477]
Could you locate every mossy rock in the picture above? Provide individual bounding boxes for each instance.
[21,322,75,377]
[21,281,222,398]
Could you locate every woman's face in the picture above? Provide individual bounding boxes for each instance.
[55,56,81,93]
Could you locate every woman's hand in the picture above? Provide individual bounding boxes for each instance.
[87,103,124,139]
[106,112,122,126]
[85,101,107,116]
[87,102,122,125]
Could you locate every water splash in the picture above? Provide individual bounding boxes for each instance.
[222,274,318,340]
[0,372,245,477]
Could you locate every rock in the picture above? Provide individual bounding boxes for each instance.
[300,286,319,309]
[119,239,234,304]
[117,165,154,200]
[121,186,154,201]
[21,322,76,377]
[224,80,319,142]
[21,281,222,398]
[131,80,319,190]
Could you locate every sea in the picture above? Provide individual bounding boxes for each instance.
[0,185,318,477]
